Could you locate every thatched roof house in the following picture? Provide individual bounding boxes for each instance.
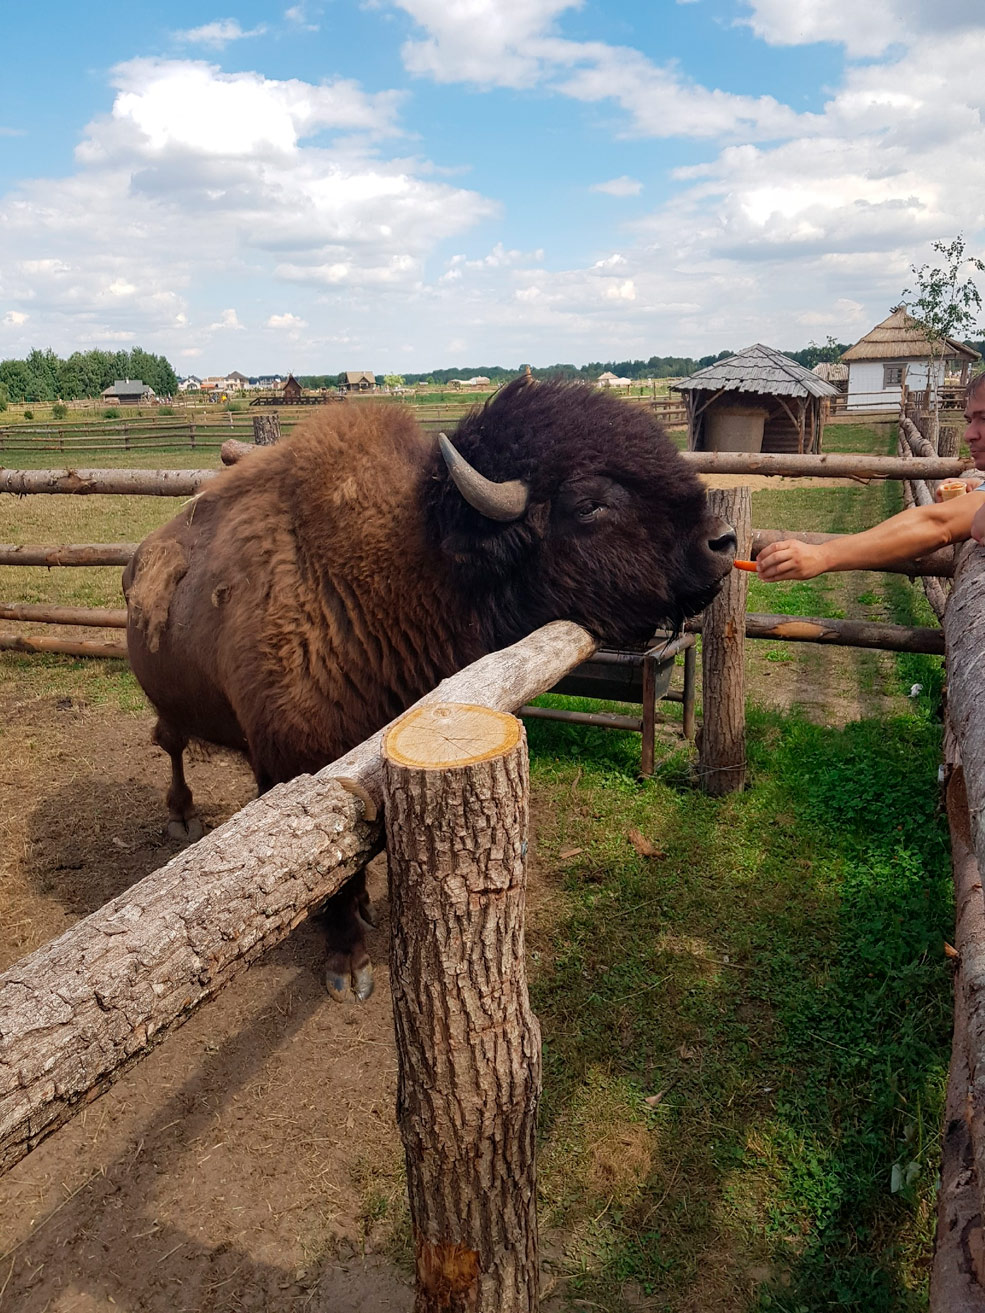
[673,343,838,454]
[841,307,980,412]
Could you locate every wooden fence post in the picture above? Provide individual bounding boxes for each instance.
[253,413,281,445]
[383,702,540,1313]
[698,487,751,795]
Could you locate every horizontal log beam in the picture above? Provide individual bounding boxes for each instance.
[0,469,217,497]
[687,611,944,654]
[1,453,973,499]
[0,632,127,659]
[681,451,968,480]
[0,621,597,1176]
[0,602,127,627]
[750,529,956,578]
[0,543,137,566]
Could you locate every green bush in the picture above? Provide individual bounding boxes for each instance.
[157,406,175,417]
[52,402,68,419]
[103,407,120,419]
[224,400,246,413]
[23,409,34,420]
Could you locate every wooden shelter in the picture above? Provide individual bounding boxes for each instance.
[673,343,838,455]
[841,307,980,412]
[282,373,303,401]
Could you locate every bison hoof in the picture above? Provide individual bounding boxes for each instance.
[353,963,375,1002]
[324,961,375,1003]
[167,816,204,842]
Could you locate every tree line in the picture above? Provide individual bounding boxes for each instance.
[0,347,179,408]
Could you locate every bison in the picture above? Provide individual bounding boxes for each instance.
[123,376,735,1001]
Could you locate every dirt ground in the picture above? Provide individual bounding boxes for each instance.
[0,689,417,1312]
[0,618,911,1313]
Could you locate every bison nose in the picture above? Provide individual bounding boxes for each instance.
[708,519,737,556]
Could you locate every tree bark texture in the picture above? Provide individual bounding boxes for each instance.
[0,622,594,1178]
[0,468,216,497]
[0,543,137,567]
[698,487,751,795]
[945,544,985,890]
[931,760,985,1310]
[688,611,944,655]
[0,632,128,659]
[252,413,282,445]
[751,529,955,578]
[0,779,379,1176]
[0,602,127,627]
[681,451,968,480]
[383,704,540,1313]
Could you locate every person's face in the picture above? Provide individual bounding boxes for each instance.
[964,384,985,467]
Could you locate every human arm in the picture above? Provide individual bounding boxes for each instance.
[756,491,985,581]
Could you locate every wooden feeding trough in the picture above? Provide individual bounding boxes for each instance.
[674,342,840,455]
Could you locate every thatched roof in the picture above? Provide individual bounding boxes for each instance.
[672,343,839,400]
[812,361,848,382]
[841,307,980,363]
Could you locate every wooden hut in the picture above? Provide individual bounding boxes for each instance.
[282,374,303,401]
[673,343,839,455]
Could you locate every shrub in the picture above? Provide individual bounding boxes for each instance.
[23,409,34,420]
[157,406,175,417]
[103,407,120,419]
[52,402,68,419]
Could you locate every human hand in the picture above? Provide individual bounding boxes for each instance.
[755,539,827,581]
[935,474,984,501]
[972,501,985,545]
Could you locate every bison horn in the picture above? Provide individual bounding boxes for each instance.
[438,433,530,523]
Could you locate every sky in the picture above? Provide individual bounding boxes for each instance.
[1,0,984,377]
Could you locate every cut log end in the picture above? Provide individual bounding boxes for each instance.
[383,702,522,769]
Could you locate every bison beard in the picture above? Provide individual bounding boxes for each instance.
[124,376,735,1001]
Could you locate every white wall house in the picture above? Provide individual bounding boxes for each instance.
[842,308,979,413]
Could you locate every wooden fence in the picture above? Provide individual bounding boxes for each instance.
[0,436,982,1304]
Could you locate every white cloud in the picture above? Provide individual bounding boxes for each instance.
[267,312,308,329]
[284,4,320,30]
[741,0,983,57]
[174,19,268,49]
[393,1,811,140]
[210,309,245,331]
[591,176,642,197]
[3,310,28,325]
[0,126,26,138]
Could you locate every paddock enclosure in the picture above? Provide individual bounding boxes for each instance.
[0,401,980,1310]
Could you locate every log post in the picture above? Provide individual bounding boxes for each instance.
[253,413,281,445]
[698,487,751,795]
[682,641,697,740]
[383,703,540,1313]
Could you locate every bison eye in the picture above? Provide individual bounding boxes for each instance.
[577,500,606,522]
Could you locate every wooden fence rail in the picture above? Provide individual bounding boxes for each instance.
[0,621,596,1180]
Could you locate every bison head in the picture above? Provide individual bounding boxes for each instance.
[429,375,735,647]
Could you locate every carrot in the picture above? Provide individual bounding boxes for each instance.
[732,559,757,572]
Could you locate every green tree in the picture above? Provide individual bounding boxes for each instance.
[903,233,985,446]
[383,374,404,389]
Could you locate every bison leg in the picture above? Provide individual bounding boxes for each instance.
[320,870,375,1003]
[153,718,205,842]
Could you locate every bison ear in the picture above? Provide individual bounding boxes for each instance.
[438,433,529,523]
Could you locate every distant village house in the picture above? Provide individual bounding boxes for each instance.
[344,371,376,391]
[841,307,980,412]
[101,379,156,404]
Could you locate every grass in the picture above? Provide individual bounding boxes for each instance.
[0,415,956,1309]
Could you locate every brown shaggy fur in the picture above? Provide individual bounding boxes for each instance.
[124,378,735,997]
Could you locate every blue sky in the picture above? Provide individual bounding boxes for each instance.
[1,0,983,375]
